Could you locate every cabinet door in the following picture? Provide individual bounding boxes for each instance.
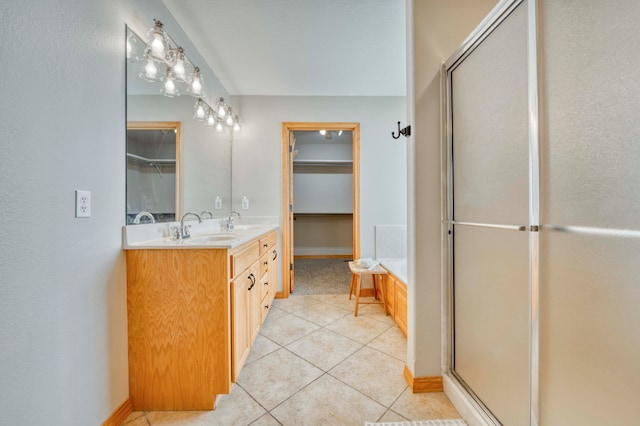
[231,276,250,382]
[394,282,407,336]
[248,263,261,344]
[384,275,395,316]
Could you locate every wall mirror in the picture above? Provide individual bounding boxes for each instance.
[126,25,231,225]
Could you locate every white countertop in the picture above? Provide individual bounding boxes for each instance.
[122,220,278,250]
[378,258,407,284]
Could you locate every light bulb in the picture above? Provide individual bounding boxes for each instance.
[319,130,326,135]
[188,67,203,97]
[163,77,176,96]
[173,48,186,80]
[191,78,202,95]
[206,112,216,127]
[140,58,158,81]
[233,122,240,132]
[226,114,234,126]
[215,122,223,132]
[151,34,165,57]
[215,98,227,118]
[194,99,207,120]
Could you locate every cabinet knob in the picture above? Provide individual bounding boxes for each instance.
[264,305,269,309]
[263,243,268,248]
[264,261,268,266]
[264,281,268,286]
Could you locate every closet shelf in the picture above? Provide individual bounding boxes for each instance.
[293,159,352,167]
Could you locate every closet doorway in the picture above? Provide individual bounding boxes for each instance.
[281,122,360,297]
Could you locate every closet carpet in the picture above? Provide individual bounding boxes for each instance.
[293,258,353,295]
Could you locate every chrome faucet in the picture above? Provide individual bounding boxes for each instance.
[172,212,202,239]
[200,211,214,219]
[133,211,155,224]
[225,211,241,231]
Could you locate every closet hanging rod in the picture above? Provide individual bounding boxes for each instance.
[126,153,176,165]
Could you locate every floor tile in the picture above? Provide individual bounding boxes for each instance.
[329,346,408,407]
[261,305,288,327]
[246,334,281,365]
[358,303,396,326]
[286,328,363,371]
[122,415,149,426]
[271,295,321,313]
[291,301,350,326]
[145,411,210,426]
[259,312,320,346]
[391,389,462,420]
[270,374,386,426]
[326,312,392,344]
[121,411,146,424]
[321,293,357,311]
[249,413,281,425]
[237,348,323,410]
[306,293,335,301]
[377,409,410,423]
[367,325,407,362]
[145,384,266,425]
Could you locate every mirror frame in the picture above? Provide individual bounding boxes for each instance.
[126,121,182,223]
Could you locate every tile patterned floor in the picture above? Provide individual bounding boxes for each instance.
[121,293,461,426]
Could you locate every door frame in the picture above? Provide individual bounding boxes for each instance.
[280,122,361,298]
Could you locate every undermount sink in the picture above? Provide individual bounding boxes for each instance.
[190,234,239,243]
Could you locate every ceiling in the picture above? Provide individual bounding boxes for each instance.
[162,0,406,97]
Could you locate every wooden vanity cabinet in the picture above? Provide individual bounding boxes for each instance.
[126,229,279,411]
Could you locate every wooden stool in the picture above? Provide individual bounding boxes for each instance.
[348,261,388,317]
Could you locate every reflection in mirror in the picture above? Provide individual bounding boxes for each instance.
[126,122,180,224]
[126,25,232,225]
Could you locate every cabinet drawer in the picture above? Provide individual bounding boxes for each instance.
[230,242,259,278]
[260,291,270,325]
[260,272,270,301]
[384,275,395,316]
[259,232,277,255]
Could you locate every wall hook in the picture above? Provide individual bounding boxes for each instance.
[392,121,411,139]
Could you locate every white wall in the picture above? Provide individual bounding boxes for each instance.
[0,0,228,424]
[230,95,407,261]
[407,0,498,378]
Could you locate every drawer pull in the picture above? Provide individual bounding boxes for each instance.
[248,273,256,290]
[264,305,269,310]
[272,250,278,261]
[264,281,269,286]
[264,261,268,266]
[263,243,269,248]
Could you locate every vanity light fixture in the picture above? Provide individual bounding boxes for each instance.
[129,21,242,131]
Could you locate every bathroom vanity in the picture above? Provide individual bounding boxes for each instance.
[124,224,278,411]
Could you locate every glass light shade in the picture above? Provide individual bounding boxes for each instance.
[233,116,240,132]
[147,21,169,59]
[139,57,161,82]
[188,67,204,97]
[319,130,326,135]
[194,99,207,121]
[225,109,234,126]
[205,111,216,127]
[161,69,179,97]
[215,122,224,132]
[173,49,186,80]
[215,97,227,118]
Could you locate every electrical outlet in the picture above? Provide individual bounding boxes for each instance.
[75,190,91,218]
[241,196,249,210]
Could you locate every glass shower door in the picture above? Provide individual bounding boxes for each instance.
[448,2,531,424]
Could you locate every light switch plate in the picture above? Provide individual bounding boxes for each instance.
[75,190,91,218]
